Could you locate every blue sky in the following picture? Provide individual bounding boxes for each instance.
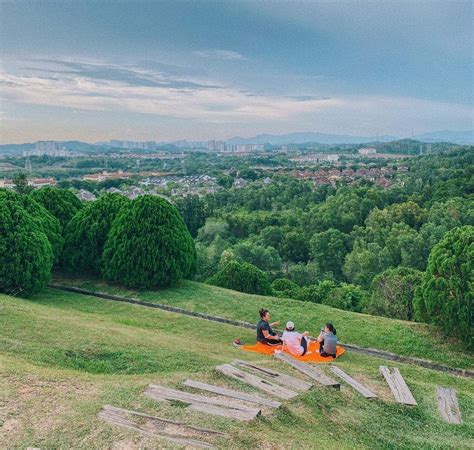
[1,1,472,143]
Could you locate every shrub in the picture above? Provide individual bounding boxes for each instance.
[102,195,196,288]
[368,267,423,320]
[0,189,63,262]
[207,260,272,295]
[0,197,53,295]
[31,187,82,229]
[297,280,337,304]
[271,278,300,298]
[61,194,130,274]
[323,283,367,312]
[414,226,473,348]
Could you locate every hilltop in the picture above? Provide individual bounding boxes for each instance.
[1,283,472,448]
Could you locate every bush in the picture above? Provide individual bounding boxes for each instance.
[61,194,130,274]
[323,283,367,312]
[0,189,63,263]
[31,187,82,229]
[271,278,300,298]
[368,267,423,320]
[297,280,337,304]
[414,226,473,348]
[0,197,53,295]
[102,195,196,288]
[207,260,272,295]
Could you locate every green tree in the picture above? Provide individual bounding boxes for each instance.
[175,195,208,238]
[102,196,196,288]
[31,187,82,229]
[217,174,234,189]
[0,189,63,263]
[414,226,473,348]
[280,231,309,263]
[271,278,300,298]
[259,226,285,249]
[297,280,337,304]
[207,260,272,295]
[310,228,350,279]
[368,267,423,320]
[197,218,229,244]
[323,283,367,312]
[12,173,32,195]
[232,241,281,271]
[343,242,392,288]
[61,194,130,274]
[0,197,53,295]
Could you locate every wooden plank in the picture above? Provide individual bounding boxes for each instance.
[98,404,223,448]
[274,353,340,389]
[183,379,282,408]
[188,403,259,422]
[379,366,417,406]
[145,384,261,416]
[329,365,377,399]
[215,364,298,399]
[436,386,462,424]
[232,359,313,392]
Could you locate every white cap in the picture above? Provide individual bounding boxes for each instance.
[286,321,295,330]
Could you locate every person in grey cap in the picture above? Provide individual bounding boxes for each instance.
[281,321,310,356]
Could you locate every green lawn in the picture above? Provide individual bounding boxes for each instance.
[54,276,474,370]
[1,288,473,449]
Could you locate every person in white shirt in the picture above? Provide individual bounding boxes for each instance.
[281,321,311,356]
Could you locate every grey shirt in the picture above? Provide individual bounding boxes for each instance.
[322,331,337,355]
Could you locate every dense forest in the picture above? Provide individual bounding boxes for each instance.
[1,147,472,348]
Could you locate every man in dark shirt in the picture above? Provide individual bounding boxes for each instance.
[256,308,282,345]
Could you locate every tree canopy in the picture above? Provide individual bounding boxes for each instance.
[102,195,196,288]
[61,193,130,274]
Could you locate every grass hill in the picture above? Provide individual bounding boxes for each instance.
[1,283,473,448]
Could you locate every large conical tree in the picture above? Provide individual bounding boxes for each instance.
[61,194,130,274]
[0,189,63,263]
[414,226,473,349]
[31,187,82,229]
[101,195,196,288]
[0,196,53,295]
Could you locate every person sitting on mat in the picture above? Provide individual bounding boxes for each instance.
[281,321,311,356]
[256,308,282,346]
[317,323,338,358]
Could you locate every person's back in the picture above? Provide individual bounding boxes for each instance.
[321,331,337,356]
[282,330,305,356]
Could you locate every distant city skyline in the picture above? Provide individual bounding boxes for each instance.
[1,1,473,144]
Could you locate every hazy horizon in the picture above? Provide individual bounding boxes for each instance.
[1,1,473,144]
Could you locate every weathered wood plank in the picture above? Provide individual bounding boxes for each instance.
[98,404,223,448]
[232,359,312,392]
[145,384,261,416]
[183,379,282,408]
[379,366,417,406]
[274,353,340,389]
[436,386,462,424]
[329,365,377,399]
[188,403,259,422]
[215,364,298,399]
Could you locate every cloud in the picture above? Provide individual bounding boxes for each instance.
[1,58,336,123]
[194,49,247,61]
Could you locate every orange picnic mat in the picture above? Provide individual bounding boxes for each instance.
[241,340,345,363]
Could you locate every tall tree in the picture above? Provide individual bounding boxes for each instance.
[102,196,196,288]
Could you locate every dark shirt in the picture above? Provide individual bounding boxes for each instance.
[256,319,275,342]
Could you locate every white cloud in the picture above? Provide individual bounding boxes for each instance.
[193,49,247,61]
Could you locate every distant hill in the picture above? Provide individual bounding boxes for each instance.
[227,130,474,146]
[413,130,473,145]
[226,132,398,145]
[0,140,98,155]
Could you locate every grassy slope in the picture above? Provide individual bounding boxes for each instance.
[54,276,474,370]
[1,289,473,449]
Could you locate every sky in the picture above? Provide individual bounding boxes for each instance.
[0,1,473,143]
